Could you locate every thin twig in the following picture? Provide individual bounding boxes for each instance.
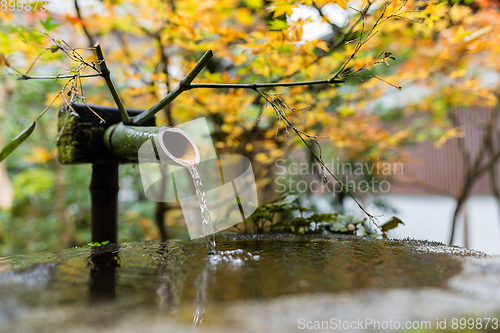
[17,73,102,80]
[332,3,389,80]
[94,42,131,124]
[256,88,379,223]
[25,48,50,76]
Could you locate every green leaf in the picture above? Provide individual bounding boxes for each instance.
[0,122,36,162]
[269,20,288,31]
[381,216,404,232]
[40,16,60,31]
[85,240,111,247]
[253,212,274,221]
[271,194,299,207]
[292,217,310,227]
[307,213,336,223]
[292,206,310,213]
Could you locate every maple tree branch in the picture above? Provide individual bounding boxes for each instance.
[311,1,344,35]
[74,0,95,48]
[255,89,378,222]
[132,49,345,125]
[332,3,388,80]
[188,79,345,90]
[17,73,102,80]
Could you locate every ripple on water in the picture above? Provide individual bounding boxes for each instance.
[208,249,260,266]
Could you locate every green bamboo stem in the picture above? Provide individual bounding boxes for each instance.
[179,50,214,88]
[94,43,131,124]
[132,88,184,126]
[103,123,163,161]
[188,78,345,89]
[132,50,214,125]
[103,123,198,166]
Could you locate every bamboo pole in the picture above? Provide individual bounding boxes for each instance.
[90,162,119,244]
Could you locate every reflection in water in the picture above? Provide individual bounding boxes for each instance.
[0,235,466,331]
[192,268,207,330]
[89,245,120,303]
[191,249,264,329]
[155,243,177,312]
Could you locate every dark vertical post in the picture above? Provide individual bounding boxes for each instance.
[89,245,119,303]
[90,162,119,243]
[58,104,155,244]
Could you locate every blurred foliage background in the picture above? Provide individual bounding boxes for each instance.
[1,0,499,256]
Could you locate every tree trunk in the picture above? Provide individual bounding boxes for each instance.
[449,191,467,245]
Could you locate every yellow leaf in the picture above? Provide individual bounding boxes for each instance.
[314,40,329,52]
[44,91,63,109]
[434,127,464,148]
[245,0,263,9]
[338,105,355,116]
[22,147,56,164]
[450,68,466,79]
[335,0,347,9]
[237,8,254,25]
[255,152,269,163]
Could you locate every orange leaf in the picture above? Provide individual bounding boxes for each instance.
[65,15,88,26]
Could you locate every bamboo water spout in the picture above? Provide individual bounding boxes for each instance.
[57,103,202,244]
[57,103,207,245]
[103,123,200,166]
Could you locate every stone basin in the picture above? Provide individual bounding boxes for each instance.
[0,235,499,332]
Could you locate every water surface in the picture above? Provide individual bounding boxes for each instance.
[0,235,464,331]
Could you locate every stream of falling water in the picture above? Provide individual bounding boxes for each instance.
[185,162,217,254]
